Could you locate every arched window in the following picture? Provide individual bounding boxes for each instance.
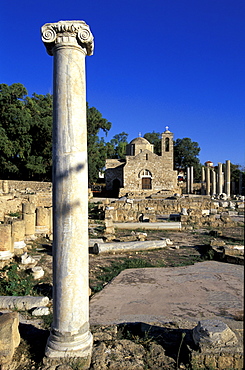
[165,137,170,152]
[139,169,152,178]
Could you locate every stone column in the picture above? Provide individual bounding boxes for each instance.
[22,203,36,239]
[41,21,94,361]
[225,160,231,197]
[0,224,14,260]
[239,173,243,195]
[211,170,216,196]
[12,220,26,251]
[201,166,205,195]
[186,167,190,194]
[217,162,223,195]
[190,166,194,194]
[36,206,49,235]
[205,166,210,195]
[2,180,9,194]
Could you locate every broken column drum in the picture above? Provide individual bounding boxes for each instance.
[41,20,94,360]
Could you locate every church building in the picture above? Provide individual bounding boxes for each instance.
[105,128,178,197]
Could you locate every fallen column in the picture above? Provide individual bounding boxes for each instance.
[0,296,49,310]
[90,239,172,254]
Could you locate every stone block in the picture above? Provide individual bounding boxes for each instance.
[12,220,25,244]
[202,209,210,216]
[0,224,14,260]
[23,212,36,236]
[193,319,237,348]
[22,202,36,214]
[36,206,49,226]
[0,312,20,365]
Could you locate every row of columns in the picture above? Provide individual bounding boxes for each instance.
[202,160,231,196]
[0,205,52,260]
[186,160,232,196]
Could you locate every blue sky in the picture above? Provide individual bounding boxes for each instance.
[1,0,244,167]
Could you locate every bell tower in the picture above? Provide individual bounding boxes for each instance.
[161,126,174,170]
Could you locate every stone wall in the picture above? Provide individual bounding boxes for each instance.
[103,195,244,229]
[0,180,52,194]
[104,196,213,222]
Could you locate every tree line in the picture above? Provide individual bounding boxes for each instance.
[0,83,243,185]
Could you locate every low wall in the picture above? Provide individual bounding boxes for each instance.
[0,180,52,194]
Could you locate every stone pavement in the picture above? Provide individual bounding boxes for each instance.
[90,261,243,326]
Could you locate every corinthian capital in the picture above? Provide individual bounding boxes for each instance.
[41,20,94,56]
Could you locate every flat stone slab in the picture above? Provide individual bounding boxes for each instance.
[90,261,243,325]
[113,222,181,230]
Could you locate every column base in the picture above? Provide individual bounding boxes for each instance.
[45,328,93,360]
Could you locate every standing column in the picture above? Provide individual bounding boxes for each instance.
[186,167,190,194]
[211,170,216,196]
[225,160,231,197]
[205,166,210,195]
[218,162,223,195]
[41,21,94,361]
[190,166,194,194]
[201,166,205,195]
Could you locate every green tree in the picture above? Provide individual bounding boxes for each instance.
[174,137,201,180]
[110,131,128,159]
[0,83,32,179]
[143,131,161,155]
[87,104,112,184]
[25,93,53,180]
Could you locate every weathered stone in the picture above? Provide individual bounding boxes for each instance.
[0,312,20,365]
[41,19,93,360]
[20,252,37,266]
[210,239,225,247]
[0,296,49,310]
[91,240,169,254]
[31,266,45,279]
[32,307,50,316]
[0,224,14,260]
[202,209,210,216]
[193,319,238,347]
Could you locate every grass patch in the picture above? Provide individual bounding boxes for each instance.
[91,257,154,293]
[8,211,21,218]
[0,263,37,296]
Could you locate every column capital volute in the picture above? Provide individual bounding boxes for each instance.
[41,20,94,56]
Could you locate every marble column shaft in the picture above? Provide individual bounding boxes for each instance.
[217,162,223,195]
[190,166,194,194]
[201,166,205,195]
[211,170,216,195]
[186,167,190,194]
[205,167,210,195]
[225,160,231,197]
[41,20,94,360]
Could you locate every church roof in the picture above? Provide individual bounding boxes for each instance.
[129,137,150,145]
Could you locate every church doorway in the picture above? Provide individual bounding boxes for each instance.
[112,178,120,197]
[142,177,152,189]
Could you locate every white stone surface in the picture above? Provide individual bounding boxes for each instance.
[41,20,93,359]
[14,240,26,249]
[0,296,49,310]
[31,266,45,280]
[20,252,36,265]
[32,307,50,316]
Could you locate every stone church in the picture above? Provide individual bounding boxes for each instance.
[105,128,178,197]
